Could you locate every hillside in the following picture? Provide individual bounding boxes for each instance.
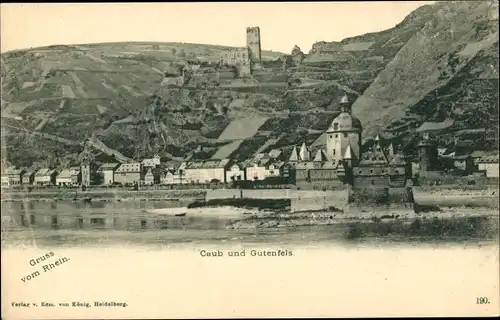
[1,1,498,168]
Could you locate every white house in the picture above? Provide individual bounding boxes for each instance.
[225,163,245,182]
[266,162,285,178]
[475,154,499,178]
[34,168,58,186]
[245,157,272,181]
[184,159,231,184]
[56,168,81,186]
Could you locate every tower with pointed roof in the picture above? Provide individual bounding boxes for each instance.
[298,141,310,161]
[326,93,362,165]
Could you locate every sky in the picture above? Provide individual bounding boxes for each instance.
[1,2,435,53]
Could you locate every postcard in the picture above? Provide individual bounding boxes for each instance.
[1,1,499,319]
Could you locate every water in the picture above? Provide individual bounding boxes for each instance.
[1,200,499,248]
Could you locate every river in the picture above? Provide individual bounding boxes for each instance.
[2,200,498,248]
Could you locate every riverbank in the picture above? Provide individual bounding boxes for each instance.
[227,206,500,241]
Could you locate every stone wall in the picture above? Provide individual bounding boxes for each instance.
[349,187,390,204]
[290,189,348,212]
[417,172,499,186]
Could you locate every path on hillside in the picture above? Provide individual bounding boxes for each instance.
[88,138,133,163]
[4,123,135,163]
[3,124,81,146]
[252,133,286,157]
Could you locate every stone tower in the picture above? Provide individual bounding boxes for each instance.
[417,139,438,175]
[325,93,362,164]
[80,140,92,187]
[246,26,262,64]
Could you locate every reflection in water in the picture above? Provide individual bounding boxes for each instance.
[1,200,499,247]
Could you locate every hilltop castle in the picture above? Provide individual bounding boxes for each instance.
[219,26,262,77]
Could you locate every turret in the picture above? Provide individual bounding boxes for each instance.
[325,92,362,164]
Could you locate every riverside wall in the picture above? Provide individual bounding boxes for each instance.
[206,188,349,212]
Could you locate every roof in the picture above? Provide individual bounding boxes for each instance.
[99,162,120,170]
[299,142,310,161]
[340,94,349,104]
[475,154,499,163]
[269,149,282,159]
[115,163,142,173]
[416,119,454,133]
[389,154,407,166]
[327,112,362,132]
[185,159,231,169]
[246,157,272,167]
[7,168,25,175]
[295,161,322,170]
[313,149,329,162]
[289,146,299,162]
[57,169,79,179]
[270,161,285,169]
[35,168,51,176]
[359,141,389,165]
[470,151,489,158]
[343,145,354,160]
[321,161,339,169]
[162,161,182,170]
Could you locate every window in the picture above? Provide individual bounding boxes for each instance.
[371,180,375,185]
[333,123,339,130]
[343,133,348,138]
[370,169,373,173]
[330,135,333,138]
[335,134,338,138]
[333,150,336,155]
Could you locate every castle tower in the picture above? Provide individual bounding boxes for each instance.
[289,146,299,162]
[417,139,438,174]
[326,93,362,164]
[80,140,93,187]
[81,159,91,187]
[299,142,310,161]
[246,26,262,64]
[343,144,356,168]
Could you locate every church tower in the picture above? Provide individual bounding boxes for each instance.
[325,93,362,164]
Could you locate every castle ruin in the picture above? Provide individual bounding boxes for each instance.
[246,26,262,64]
[219,26,262,77]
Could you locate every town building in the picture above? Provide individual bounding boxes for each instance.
[1,169,9,188]
[7,167,25,186]
[244,156,272,181]
[159,161,185,185]
[184,159,231,184]
[226,163,245,182]
[144,167,163,185]
[22,170,35,185]
[475,154,499,178]
[34,168,58,186]
[114,162,143,185]
[56,168,81,186]
[142,155,161,168]
[98,163,121,185]
[267,161,285,178]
